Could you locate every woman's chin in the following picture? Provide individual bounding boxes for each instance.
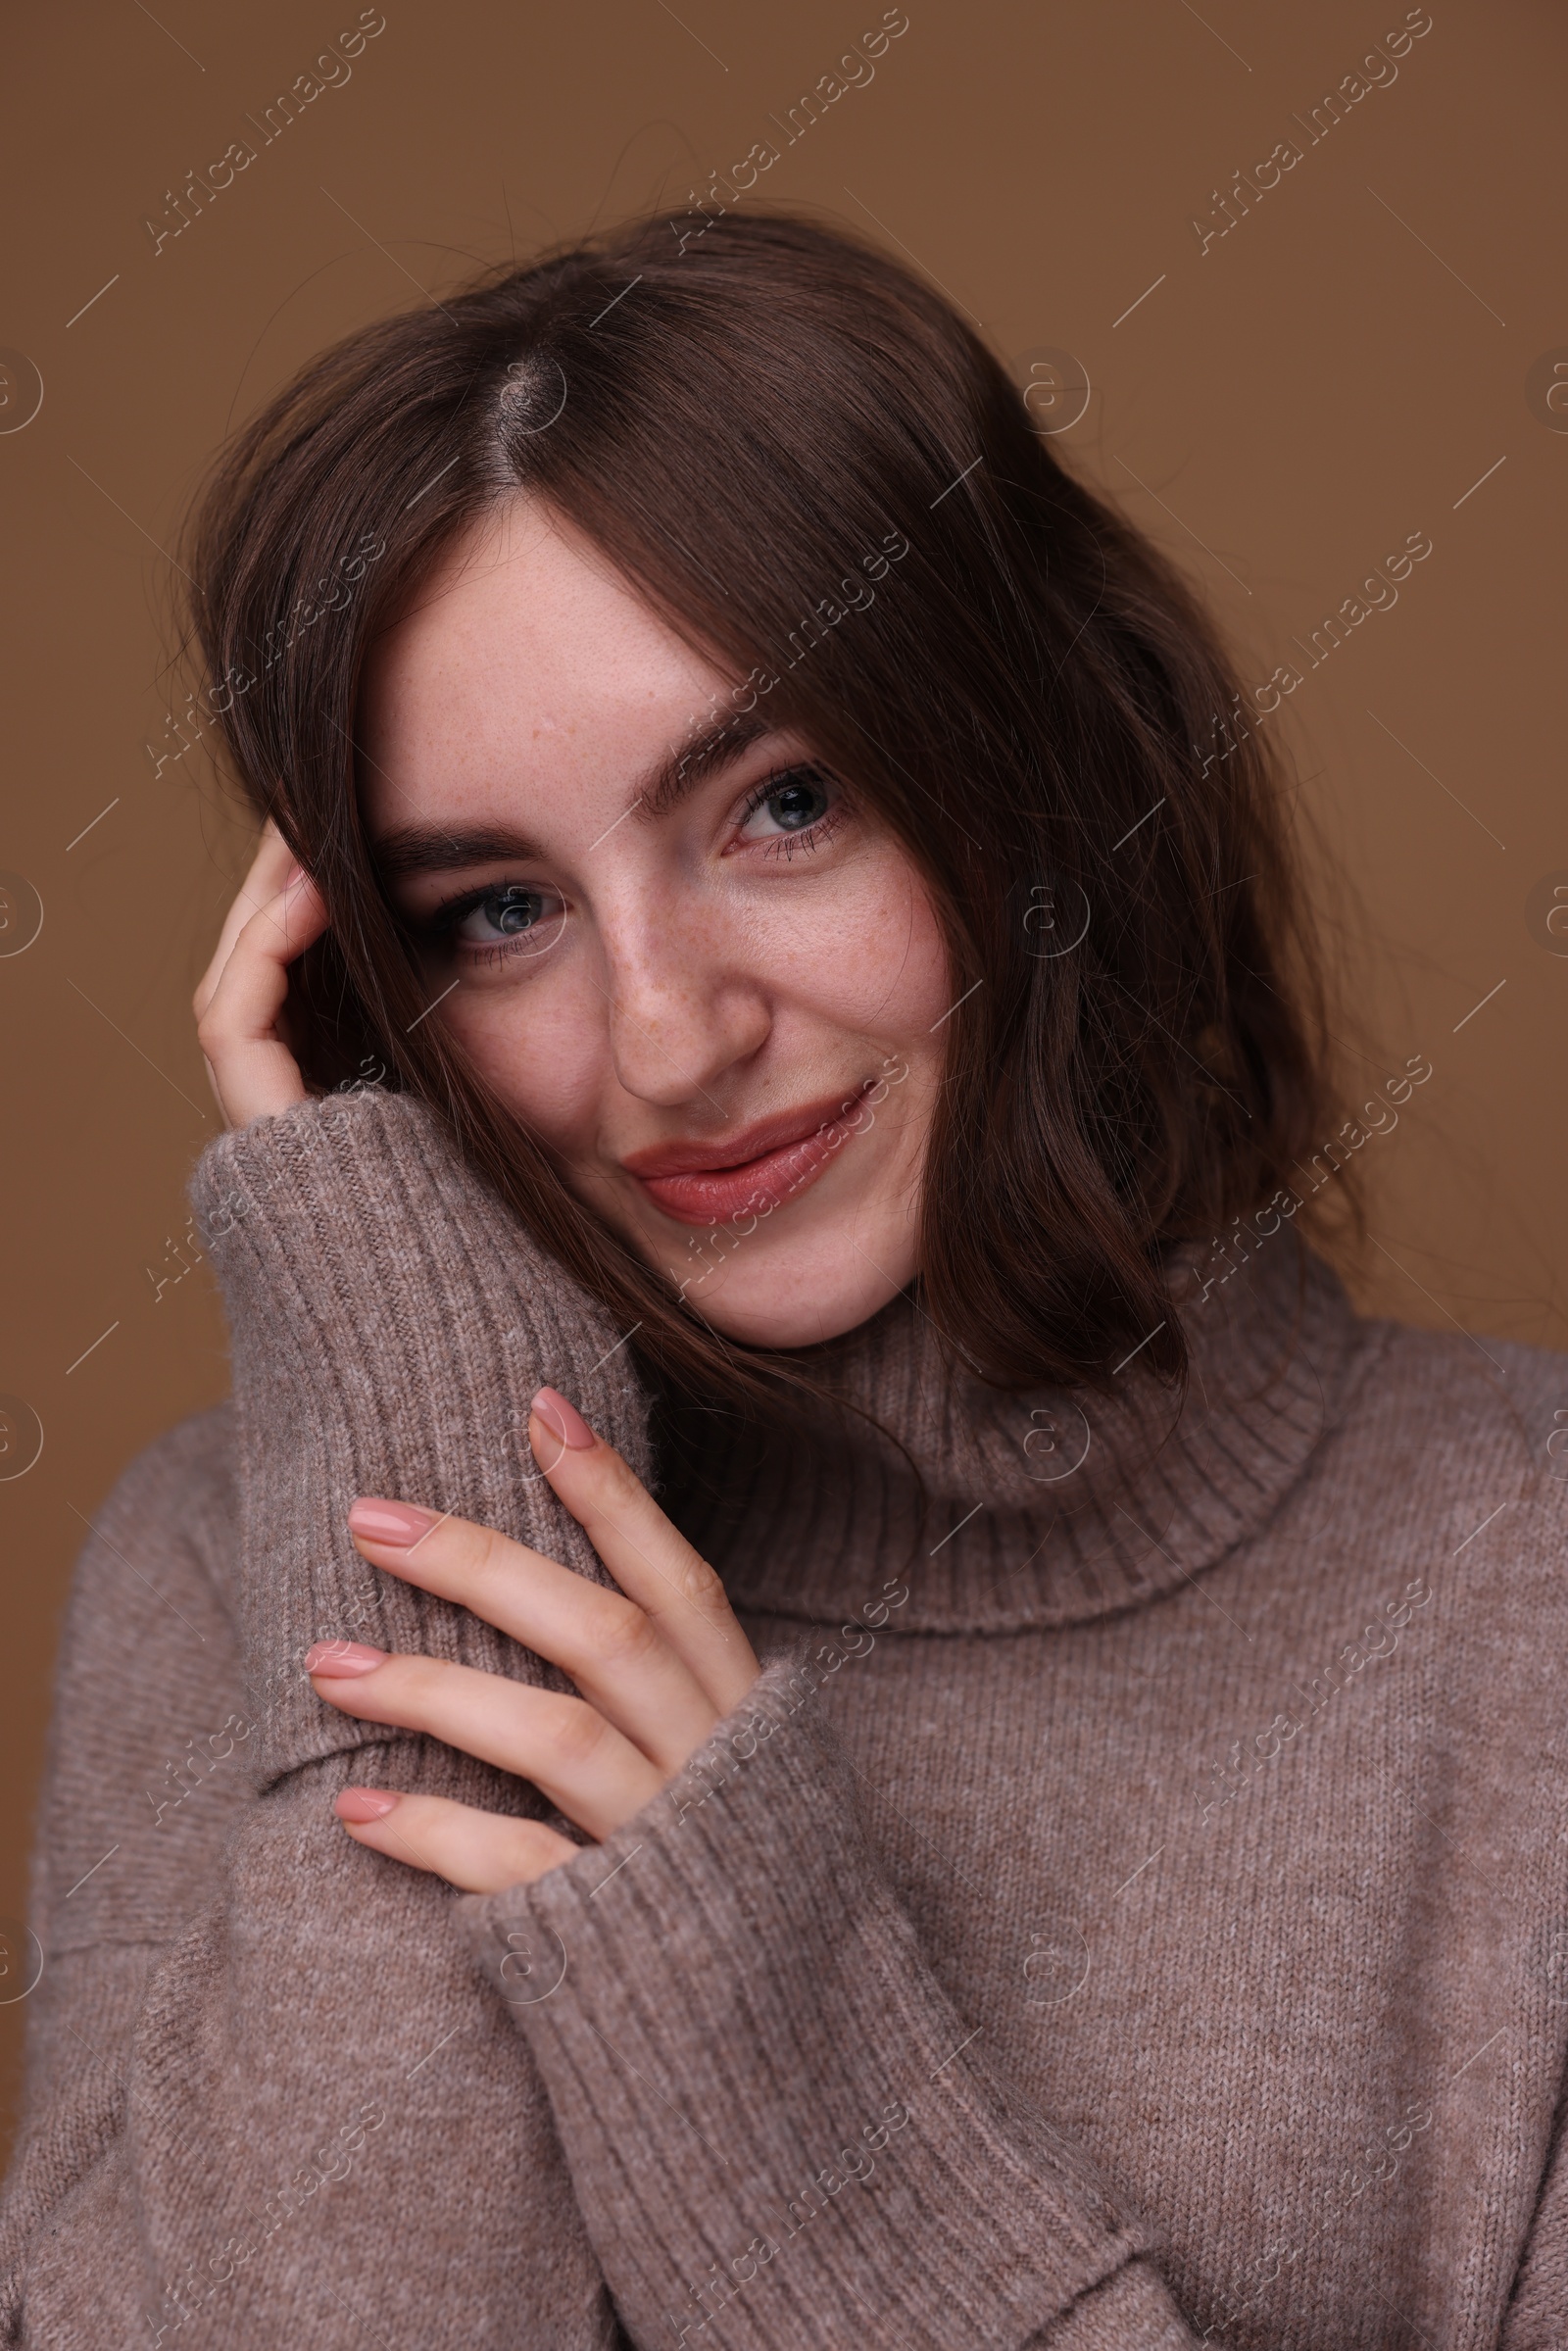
[659,1225,916,1352]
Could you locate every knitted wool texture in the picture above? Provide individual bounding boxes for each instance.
[3,1087,1568,2350]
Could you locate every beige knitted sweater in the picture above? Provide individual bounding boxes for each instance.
[4,1087,1567,2350]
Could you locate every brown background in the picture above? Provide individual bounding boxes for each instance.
[2,0,1564,2157]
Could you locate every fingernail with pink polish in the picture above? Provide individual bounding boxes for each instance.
[335,1788,400,1822]
[348,1498,439,1547]
[531,1387,597,1450]
[304,1640,386,1677]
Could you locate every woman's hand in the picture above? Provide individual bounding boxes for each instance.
[305,1387,763,1892]
[193,816,328,1128]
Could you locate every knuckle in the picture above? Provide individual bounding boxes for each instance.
[592,1445,654,1512]
[548,1700,609,1772]
[194,1004,227,1056]
[466,1521,514,1588]
[512,1817,569,1868]
[667,1544,728,1624]
[588,1593,661,1672]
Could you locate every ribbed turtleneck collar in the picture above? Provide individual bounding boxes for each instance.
[661,1230,1368,1633]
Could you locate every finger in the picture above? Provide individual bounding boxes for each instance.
[195,866,328,1124]
[344,1502,721,1775]
[333,1786,579,1892]
[528,1390,760,1715]
[192,818,298,1023]
[305,1643,663,1840]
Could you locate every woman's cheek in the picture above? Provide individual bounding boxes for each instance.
[444,960,607,1151]
[746,849,951,1044]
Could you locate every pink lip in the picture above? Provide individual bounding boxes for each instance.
[622,1084,875,1226]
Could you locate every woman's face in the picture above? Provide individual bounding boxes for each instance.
[360,499,952,1348]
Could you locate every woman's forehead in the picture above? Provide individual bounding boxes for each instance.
[358,505,731,826]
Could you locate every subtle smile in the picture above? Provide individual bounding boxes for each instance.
[620,1083,876,1226]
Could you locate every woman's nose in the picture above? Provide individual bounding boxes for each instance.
[599,919,771,1110]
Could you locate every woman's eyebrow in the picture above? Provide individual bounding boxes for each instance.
[371,714,784,878]
[636,712,776,820]
[372,823,546,878]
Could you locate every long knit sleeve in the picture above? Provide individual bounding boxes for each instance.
[1,1085,653,2348]
[184,1083,654,1785]
[457,1651,1200,2350]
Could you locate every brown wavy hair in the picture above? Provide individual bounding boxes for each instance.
[181,206,1349,1406]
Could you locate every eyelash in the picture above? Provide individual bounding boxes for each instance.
[736,764,846,860]
[416,763,846,965]
[420,886,560,969]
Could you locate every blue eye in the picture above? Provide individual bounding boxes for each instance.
[456,886,552,941]
[438,883,566,962]
[739,767,837,842]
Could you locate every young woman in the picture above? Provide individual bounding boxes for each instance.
[3,211,1565,2351]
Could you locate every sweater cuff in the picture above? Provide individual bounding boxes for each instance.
[188,1086,653,1787]
[457,1656,1156,2351]
[1026,2260,1197,2348]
